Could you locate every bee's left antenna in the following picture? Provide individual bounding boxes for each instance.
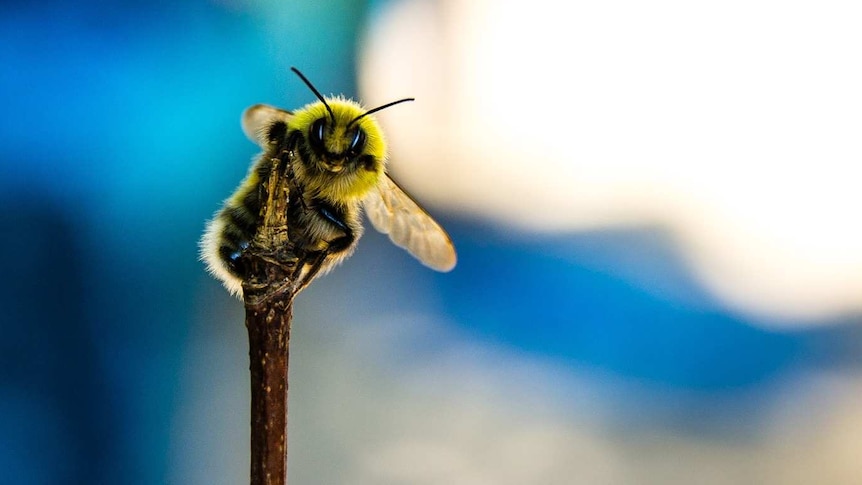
[291,67,335,123]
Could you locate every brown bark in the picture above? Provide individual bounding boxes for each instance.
[245,296,292,485]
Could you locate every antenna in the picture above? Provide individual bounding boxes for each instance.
[290,67,335,123]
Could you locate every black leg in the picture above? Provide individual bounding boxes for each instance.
[294,251,328,294]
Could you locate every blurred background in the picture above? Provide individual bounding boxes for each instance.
[3,0,862,483]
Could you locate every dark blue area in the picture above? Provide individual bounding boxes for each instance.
[0,198,119,484]
[437,219,860,391]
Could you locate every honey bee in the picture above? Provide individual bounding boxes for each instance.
[201,68,456,298]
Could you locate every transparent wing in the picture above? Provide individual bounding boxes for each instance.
[364,174,457,272]
[241,104,293,147]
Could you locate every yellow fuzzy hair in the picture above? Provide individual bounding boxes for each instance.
[289,97,387,202]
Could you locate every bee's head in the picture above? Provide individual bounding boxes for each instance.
[294,98,385,177]
[287,67,414,200]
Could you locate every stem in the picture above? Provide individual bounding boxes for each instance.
[241,149,301,485]
[245,297,291,485]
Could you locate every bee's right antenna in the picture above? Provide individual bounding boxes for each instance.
[291,67,336,124]
[348,98,415,128]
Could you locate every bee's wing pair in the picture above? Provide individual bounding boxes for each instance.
[242,104,457,272]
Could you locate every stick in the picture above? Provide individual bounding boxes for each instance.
[241,150,301,485]
[244,294,292,485]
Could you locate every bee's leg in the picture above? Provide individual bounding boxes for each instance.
[293,230,355,294]
[291,202,356,294]
[294,250,328,294]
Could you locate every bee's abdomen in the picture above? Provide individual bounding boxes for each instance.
[200,169,264,296]
[218,185,262,272]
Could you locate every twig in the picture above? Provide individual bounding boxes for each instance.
[240,152,301,485]
[244,294,292,485]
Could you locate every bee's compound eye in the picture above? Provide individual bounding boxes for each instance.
[309,118,326,151]
[348,129,366,158]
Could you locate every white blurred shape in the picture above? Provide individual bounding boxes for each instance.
[360,0,862,322]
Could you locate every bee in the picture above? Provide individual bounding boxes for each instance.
[201,67,456,298]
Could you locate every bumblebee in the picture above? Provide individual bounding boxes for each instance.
[201,68,456,298]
